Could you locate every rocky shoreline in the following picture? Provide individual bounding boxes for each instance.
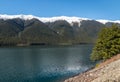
[64,54,120,82]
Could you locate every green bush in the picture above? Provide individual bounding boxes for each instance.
[91,24,120,61]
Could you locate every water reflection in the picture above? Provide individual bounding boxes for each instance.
[0,45,95,82]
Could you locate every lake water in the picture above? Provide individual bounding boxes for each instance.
[0,45,95,82]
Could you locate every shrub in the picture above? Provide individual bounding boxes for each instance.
[91,24,120,61]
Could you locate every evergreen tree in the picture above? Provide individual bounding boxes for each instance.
[91,24,120,61]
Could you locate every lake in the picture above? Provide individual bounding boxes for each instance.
[0,45,95,82]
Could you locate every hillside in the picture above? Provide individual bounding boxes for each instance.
[0,15,120,46]
[64,54,120,82]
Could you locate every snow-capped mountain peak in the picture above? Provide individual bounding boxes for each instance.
[0,14,36,20]
[0,14,89,23]
[38,16,90,23]
[97,19,120,24]
[38,16,90,27]
[0,14,91,27]
[0,14,120,25]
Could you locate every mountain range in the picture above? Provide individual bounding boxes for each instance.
[0,14,120,46]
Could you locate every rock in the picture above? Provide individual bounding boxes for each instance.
[64,54,120,82]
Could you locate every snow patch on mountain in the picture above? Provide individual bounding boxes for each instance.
[38,16,90,27]
[39,16,89,22]
[0,14,90,27]
[0,14,36,20]
[0,14,120,26]
[97,19,120,24]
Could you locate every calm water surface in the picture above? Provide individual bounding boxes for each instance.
[0,45,95,82]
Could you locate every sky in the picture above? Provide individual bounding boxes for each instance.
[0,0,120,20]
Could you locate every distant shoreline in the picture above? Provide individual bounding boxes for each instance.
[0,43,94,47]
